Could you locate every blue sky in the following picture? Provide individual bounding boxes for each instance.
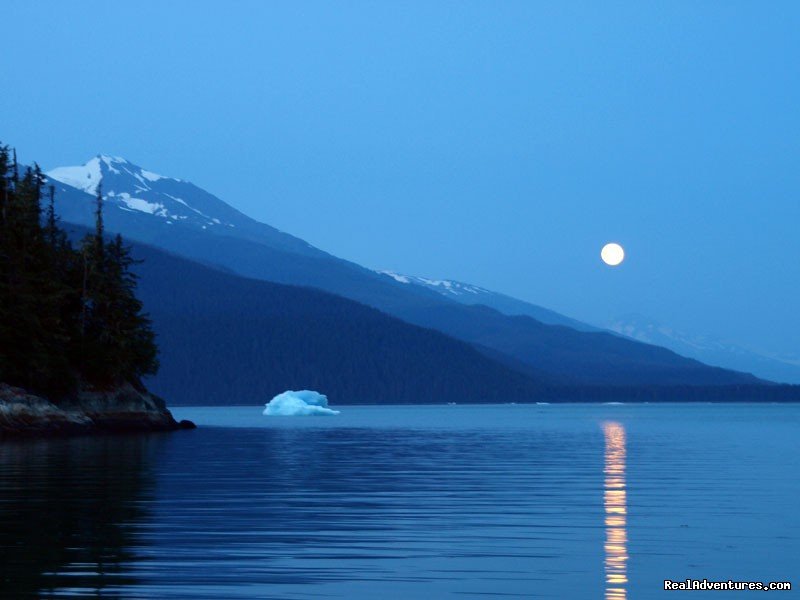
[2,1,798,355]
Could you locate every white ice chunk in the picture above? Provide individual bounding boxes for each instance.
[263,390,340,416]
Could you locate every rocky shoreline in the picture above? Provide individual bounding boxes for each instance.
[0,382,195,437]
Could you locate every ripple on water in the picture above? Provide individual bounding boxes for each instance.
[0,403,797,599]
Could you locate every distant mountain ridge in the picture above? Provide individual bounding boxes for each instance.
[378,269,800,384]
[378,270,598,331]
[47,155,766,389]
[608,314,800,384]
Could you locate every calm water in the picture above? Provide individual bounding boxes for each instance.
[1,404,798,598]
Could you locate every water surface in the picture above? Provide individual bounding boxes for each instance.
[1,403,797,598]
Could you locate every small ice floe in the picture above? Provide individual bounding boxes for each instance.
[263,390,340,416]
[536,402,550,405]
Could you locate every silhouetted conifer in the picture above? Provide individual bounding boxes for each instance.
[0,143,158,399]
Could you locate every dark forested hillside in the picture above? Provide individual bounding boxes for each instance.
[128,243,551,405]
[129,240,800,405]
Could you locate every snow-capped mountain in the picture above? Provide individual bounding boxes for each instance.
[49,155,232,229]
[46,155,320,257]
[608,314,800,384]
[378,271,598,332]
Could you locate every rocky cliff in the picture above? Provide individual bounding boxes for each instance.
[0,382,194,436]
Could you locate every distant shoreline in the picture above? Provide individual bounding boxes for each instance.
[164,384,800,408]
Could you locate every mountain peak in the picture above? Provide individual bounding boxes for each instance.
[47,156,103,195]
[46,154,266,234]
[97,154,128,165]
[45,153,320,256]
[47,155,173,196]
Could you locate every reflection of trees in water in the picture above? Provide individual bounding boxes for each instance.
[0,435,162,597]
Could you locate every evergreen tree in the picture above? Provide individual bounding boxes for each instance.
[0,161,70,393]
[104,234,159,381]
[93,183,104,264]
[78,183,158,386]
[0,142,158,399]
[44,185,58,248]
[0,145,9,224]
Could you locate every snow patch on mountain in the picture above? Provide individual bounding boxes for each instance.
[47,157,103,195]
[140,169,166,182]
[379,271,487,296]
[99,155,124,174]
[115,193,168,217]
[381,271,411,284]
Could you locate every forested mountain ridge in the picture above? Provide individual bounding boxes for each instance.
[128,241,552,404]
[115,238,800,405]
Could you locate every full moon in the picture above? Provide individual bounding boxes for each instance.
[601,243,625,266]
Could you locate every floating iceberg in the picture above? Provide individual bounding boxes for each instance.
[263,390,340,416]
